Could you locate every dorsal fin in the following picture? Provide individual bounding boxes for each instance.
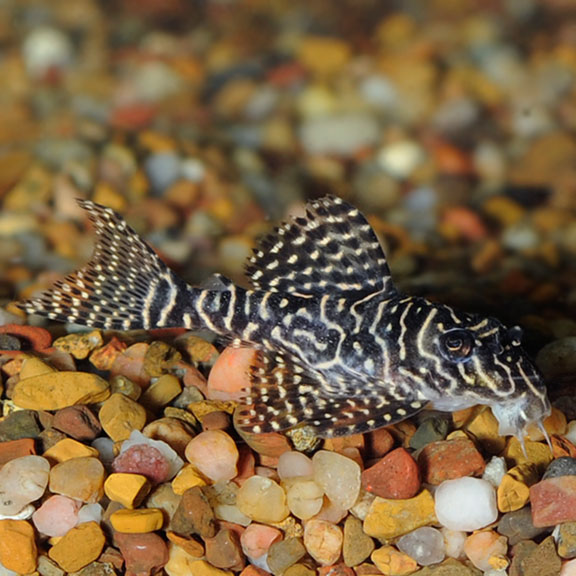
[245,196,395,297]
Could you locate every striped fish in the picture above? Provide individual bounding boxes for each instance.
[19,196,551,445]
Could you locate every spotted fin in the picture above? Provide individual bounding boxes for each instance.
[245,196,396,297]
[235,349,426,438]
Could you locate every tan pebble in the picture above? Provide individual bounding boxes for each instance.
[526,407,567,441]
[53,330,104,360]
[104,473,151,508]
[19,357,57,379]
[283,564,316,576]
[49,522,106,573]
[189,400,236,418]
[110,374,142,400]
[463,407,507,455]
[13,371,110,410]
[110,508,164,533]
[343,516,375,567]
[237,476,289,524]
[0,519,37,574]
[90,337,127,372]
[303,519,343,566]
[172,464,207,495]
[143,341,182,379]
[363,490,437,540]
[49,456,105,503]
[43,437,100,463]
[371,545,418,576]
[504,437,553,473]
[99,393,147,442]
[497,463,539,513]
[165,550,233,576]
[176,334,220,366]
[141,374,182,409]
[167,531,205,557]
[143,417,196,458]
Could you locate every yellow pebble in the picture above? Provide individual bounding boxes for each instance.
[297,36,351,77]
[463,407,507,455]
[371,545,418,576]
[19,357,57,379]
[53,330,104,360]
[188,400,236,418]
[497,463,539,513]
[92,182,128,212]
[13,372,110,410]
[172,464,207,495]
[43,438,100,463]
[0,519,37,574]
[363,490,437,540]
[525,407,567,441]
[141,374,182,410]
[165,551,233,576]
[99,393,147,442]
[483,195,525,227]
[104,473,151,509]
[49,522,105,573]
[110,508,164,533]
[504,437,553,473]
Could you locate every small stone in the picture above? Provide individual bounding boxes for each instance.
[463,530,508,572]
[185,430,239,482]
[502,437,553,473]
[49,522,106,573]
[32,494,80,536]
[543,457,576,480]
[146,483,181,522]
[556,522,576,559]
[141,374,182,410]
[409,416,450,450]
[207,346,256,401]
[237,475,290,524]
[240,523,283,560]
[371,546,418,576]
[313,450,361,510]
[435,478,498,532]
[115,532,169,576]
[110,508,164,533]
[463,407,506,455]
[37,554,66,576]
[362,447,420,499]
[236,423,292,458]
[99,393,147,442]
[526,407,567,441]
[53,330,103,360]
[441,528,467,560]
[172,465,207,495]
[43,437,100,462]
[303,519,343,566]
[205,528,245,570]
[0,438,35,465]
[267,538,307,576]
[520,536,561,576]
[277,452,314,480]
[482,456,508,488]
[200,410,231,432]
[497,463,539,513]
[52,405,102,441]
[143,417,196,458]
[286,478,324,520]
[0,410,41,441]
[530,476,576,527]
[0,519,37,574]
[343,516,374,567]
[364,428,395,459]
[13,371,110,410]
[418,437,486,485]
[104,473,151,509]
[297,36,350,77]
[363,489,437,540]
[170,486,216,539]
[283,565,315,576]
[166,531,205,558]
[536,337,576,379]
[165,554,233,576]
[0,455,50,515]
[397,526,446,566]
[49,456,105,503]
[497,506,548,546]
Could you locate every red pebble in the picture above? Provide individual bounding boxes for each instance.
[112,444,171,484]
[530,476,576,527]
[115,532,168,576]
[418,437,486,485]
[0,438,36,465]
[361,447,421,499]
[52,405,102,442]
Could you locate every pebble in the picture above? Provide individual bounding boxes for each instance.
[22,26,72,77]
[409,416,451,450]
[0,437,35,465]
[543,457,576,480]
[165,554,233,576]
[185,430,239,482]
[362,447,420,499]
[277,451,314,480]
[141,374,182,410]
[482,456,508,488]
[99,392,147,442]
[497,506,549,546]
[267,538,307,576]
[536,337,576,379]
[172,465,207,495]
[504,437,553,473]
[0,455,50,515]
[520,535,562,576]
[104,473,151,509]
[556,522,576,559]
[363,489,437,540]
[205,528,245,571]
[371,546,418,576]
[342,515,374,567]
[49,456,105,503]
[32,495,80,536]
[12,371,110,410]
[303,519,343,566]
[207,346,255,401]
[377,139,426,180]
[53,330,103,360]
[497,463,539,513]
[463,530,508,572]
[397,526,446,566]
[313,450,361,510]
[285,478,324,520]
[170,486,216,539]
[240,523,283,560]
[462,408,507,455]
[435,477,498,532]
[143,417,196,458]
[418,437,486,485]
[0,410,41,441]
[0,519,37,574]
[530,475,576,527]
[236,476,290,524]
[52,405,102,441]
[43,437,100,462]
[110,508,164,533]
[115,532,169,576]
[48,521,106,573]
[441,528,467,560]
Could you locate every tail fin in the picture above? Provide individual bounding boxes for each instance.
[19,200,191,330]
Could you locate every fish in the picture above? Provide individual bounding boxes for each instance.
[18,195,551,446]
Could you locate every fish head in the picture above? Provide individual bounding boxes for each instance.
[419,305,551,444]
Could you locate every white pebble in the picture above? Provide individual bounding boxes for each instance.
[560,557,576,576]
[0,455,50,515]
[91,437,116,465]
[286,478,324,520]
[77,503,103,524]
[376,139,426,179]
[397,527,446,566]
[22,27,72,77]
[441,528,467,559]
[313,450,361,510]
[435,477,498,532]
[482,456,508,488]
[277,451,314,480]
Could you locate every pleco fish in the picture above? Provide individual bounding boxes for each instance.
[19,196,551,448]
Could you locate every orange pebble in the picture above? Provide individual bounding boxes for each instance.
[207,347,256,401]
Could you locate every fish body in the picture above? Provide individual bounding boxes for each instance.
[20,196,550,442]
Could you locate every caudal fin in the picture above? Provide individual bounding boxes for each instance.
[19,200,190,330]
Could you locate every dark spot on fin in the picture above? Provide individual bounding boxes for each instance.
[236,349,427,438]
[245,195,396,297]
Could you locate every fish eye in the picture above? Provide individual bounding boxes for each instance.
[439,329,474,363]
[506,325,523,347]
